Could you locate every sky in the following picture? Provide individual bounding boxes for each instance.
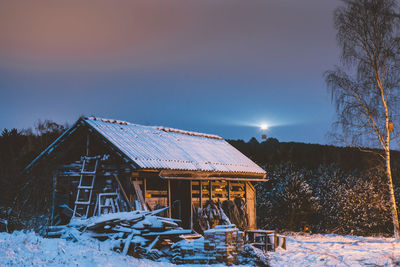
[0,0,342,143]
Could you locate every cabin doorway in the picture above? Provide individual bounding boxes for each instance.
[170,180,191,229]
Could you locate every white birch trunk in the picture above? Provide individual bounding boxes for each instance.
[385,132,400,240]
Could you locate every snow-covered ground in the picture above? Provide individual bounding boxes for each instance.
[271,234,400,267]
[0,231,175,267]
[1,231,399,266]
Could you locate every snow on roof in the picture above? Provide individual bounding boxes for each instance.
[89,117,222,139]
[85,117,265,175]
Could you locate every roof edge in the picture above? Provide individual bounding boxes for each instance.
[158,169,266,179]
[24,118,85,173]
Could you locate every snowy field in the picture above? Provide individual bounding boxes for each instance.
[0,231,176,267]
[271,234,400,267]
[0,231,399,266]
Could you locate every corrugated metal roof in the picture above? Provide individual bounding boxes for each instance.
[85,117,265,175]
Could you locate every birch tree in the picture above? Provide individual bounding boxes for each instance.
[325,0,400,239]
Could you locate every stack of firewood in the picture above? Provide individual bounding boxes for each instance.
[47,207,192,260]
[170,224,245,264]
[171,236,217,264]
[204,224,244,265]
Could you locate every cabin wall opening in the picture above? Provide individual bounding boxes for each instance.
[138,176,256,231]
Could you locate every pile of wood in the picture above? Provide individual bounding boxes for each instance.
[171,224,245,265]
[47,207,192,260]
[171,237,215,264]
[194,200,232,233]
[204,224,245,264]
[194,199,249,234]
[222,198,248,230]
[46,208,276,265]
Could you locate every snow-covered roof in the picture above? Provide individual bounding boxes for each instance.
[85,117,265,175]
[25,117,266,176]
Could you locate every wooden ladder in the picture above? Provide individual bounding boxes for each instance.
[72,156,100,218]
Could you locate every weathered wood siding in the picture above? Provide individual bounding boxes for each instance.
[246,182,257,229]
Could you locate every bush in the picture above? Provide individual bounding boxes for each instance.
[256,164,320,231]
[257,164,393,236]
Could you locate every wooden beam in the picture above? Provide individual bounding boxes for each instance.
[159,169,266,179]
[167,180,171,218]
[132,181,148,211]
[144,178,147,200]
[199,181,203,209]
[86,132,90,156]
[244,182,247,201]
[51,173,57,226]
[228,180,230,201]
[160,176,268,182]
[209,180,212,200]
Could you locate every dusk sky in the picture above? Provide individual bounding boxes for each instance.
[0,0,342,143]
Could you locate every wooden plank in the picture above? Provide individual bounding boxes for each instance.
[142,229,192,236]
[227,180,230,200]
[199,181,203,209]
[246,182,257,229]
[146,190,168,196]
[113,174,133,211]
[51,173,57,226]
[209,180,212,200]
[149,206,169,215]
[244,182,247,201]
[132,181,148,211]
[86,132,90,156]
[159,170,266,179]
[122,231,135,255]
[160,176,267,182]
[146,235,160,252]
[144,178,147,202]
[167,180,171,218]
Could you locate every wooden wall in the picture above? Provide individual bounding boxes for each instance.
[245,182,257,229]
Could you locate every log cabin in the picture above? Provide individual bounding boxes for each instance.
[25,117,266,230]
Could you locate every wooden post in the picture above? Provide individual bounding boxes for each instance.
[167,180,171,218]
[143,178,147,202]
[227,180,230,201]
[113,174,132,210]
[209,180,212,201]
[50,173,57,226]
[190,180,193,230]
[132,180,148,211]
[244,182,247,201]
[199,181,203,209]
[86,133,90,156]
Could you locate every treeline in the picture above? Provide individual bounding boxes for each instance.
[228,138,400,236]
[0,120,67,228]
[228,137,400,173]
